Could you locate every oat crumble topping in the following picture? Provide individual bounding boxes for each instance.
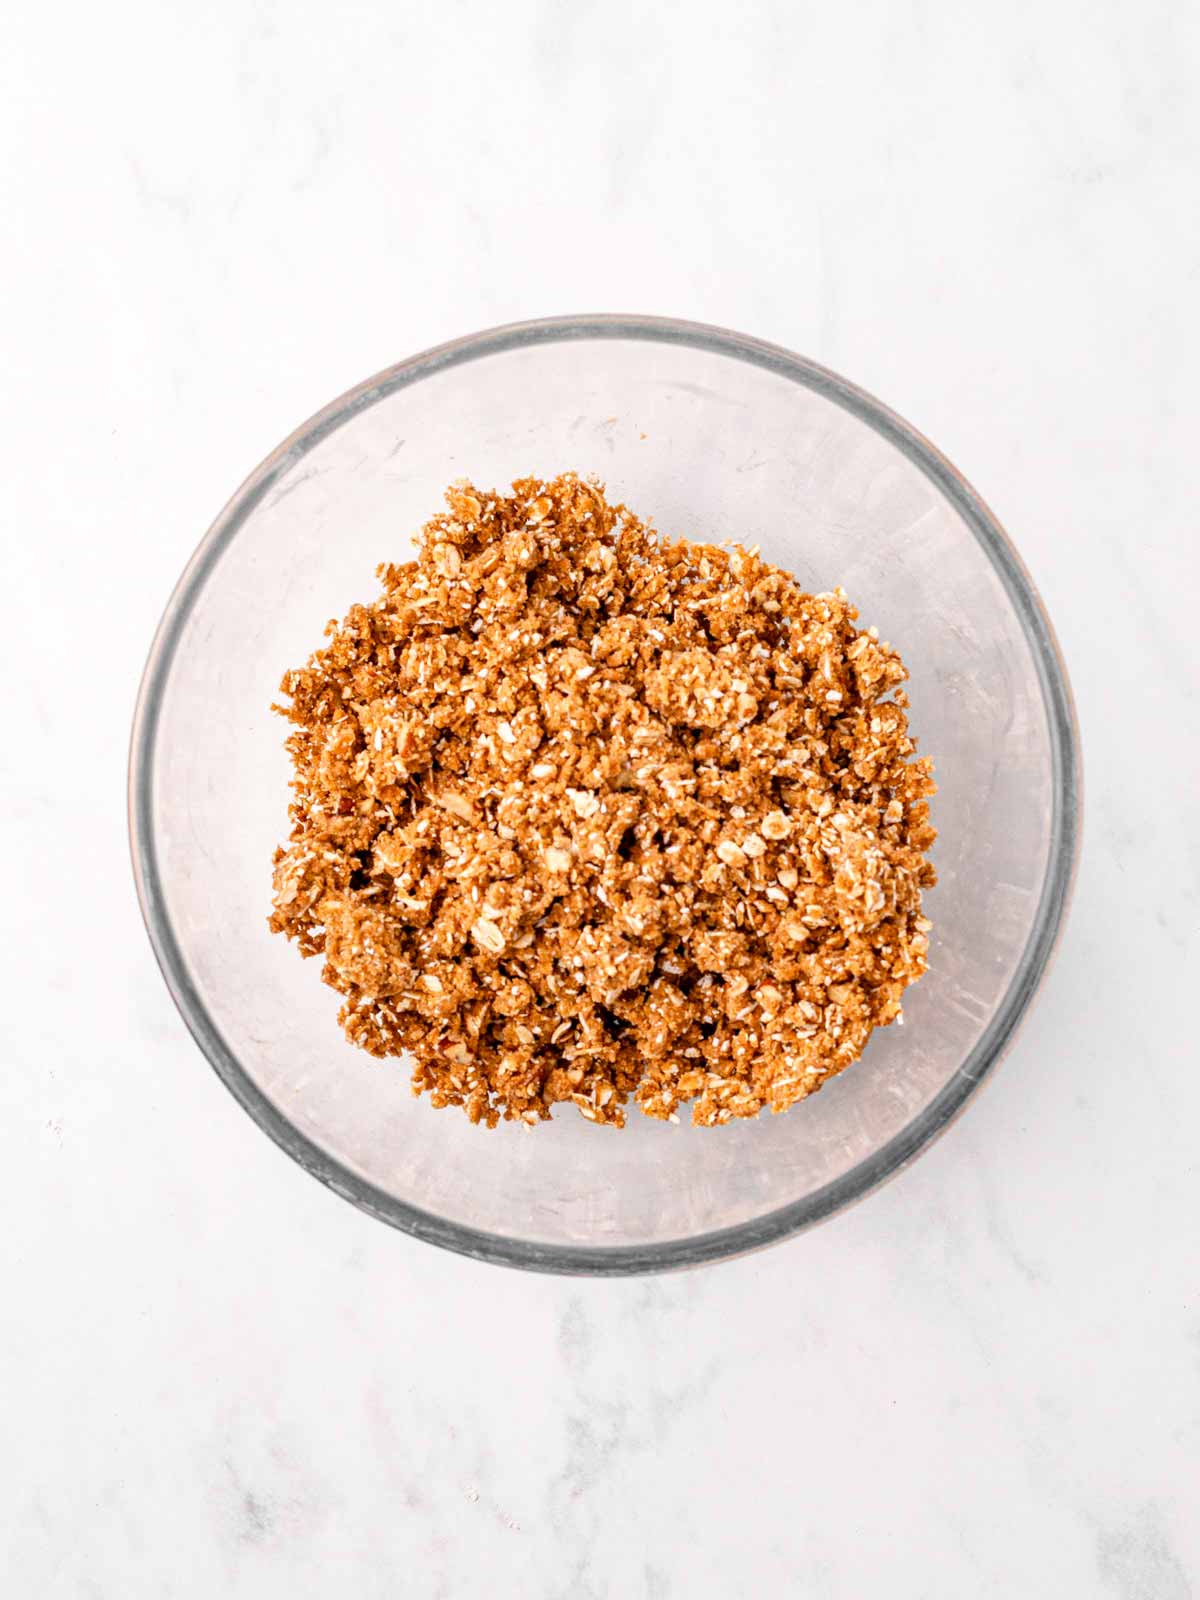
[269,474,936,1128]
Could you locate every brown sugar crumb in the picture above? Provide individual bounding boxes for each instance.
[269,474,937,1129]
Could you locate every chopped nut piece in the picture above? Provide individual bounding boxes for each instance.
[269,474,936,1128]
[435,791,477,822]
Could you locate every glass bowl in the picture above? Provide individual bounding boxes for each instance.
[129,315,1081,1274]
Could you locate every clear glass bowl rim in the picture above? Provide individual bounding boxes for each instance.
[128,313,1083,1275]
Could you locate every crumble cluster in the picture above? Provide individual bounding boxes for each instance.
[270,474,936,1128]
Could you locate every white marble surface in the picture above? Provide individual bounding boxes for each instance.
[4,1,1198,1594]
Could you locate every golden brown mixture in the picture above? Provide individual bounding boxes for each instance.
[270,474,936,1128]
